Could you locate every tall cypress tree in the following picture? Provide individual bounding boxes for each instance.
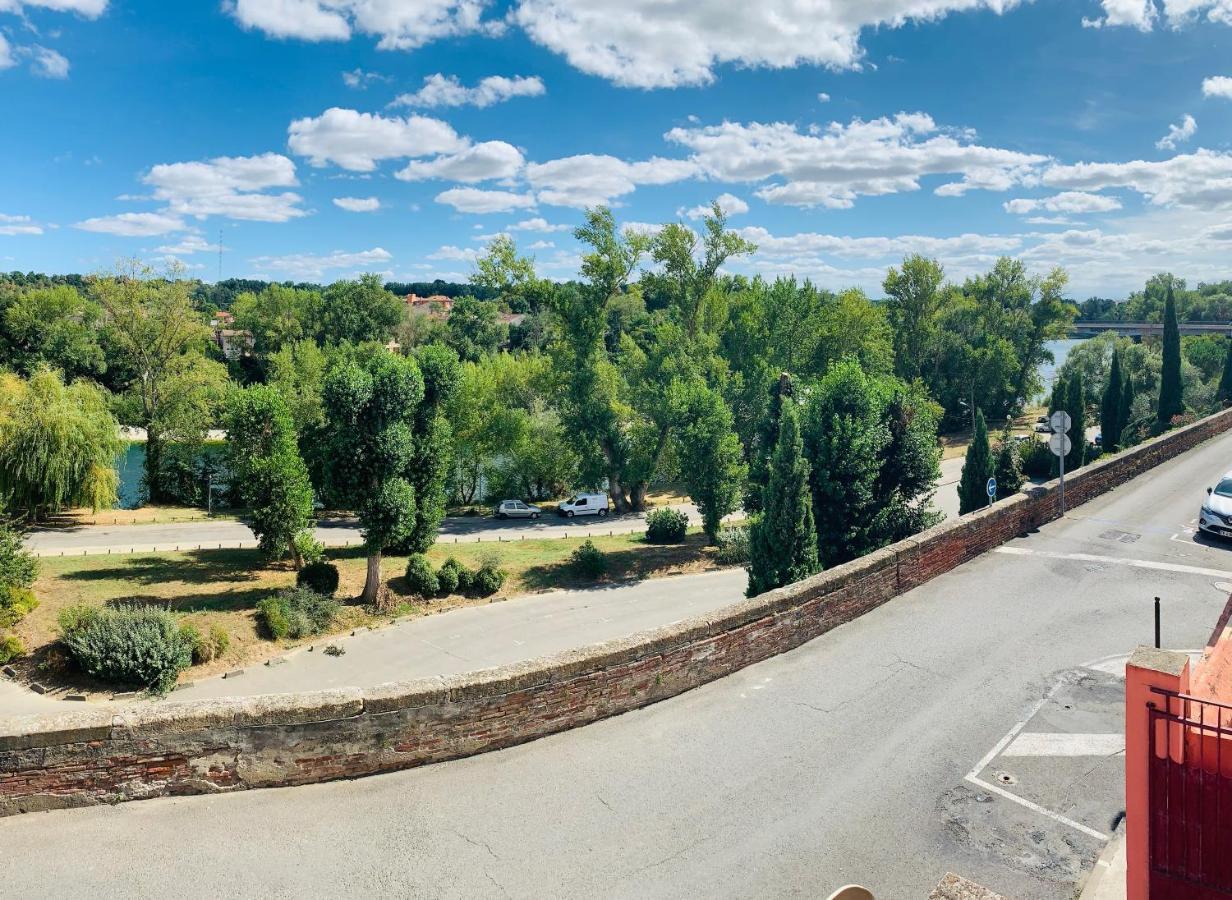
[1158,283,1184,426]
[1100,348,1123,453]
[1066,371,1087,471]
[958,409,993,514]
[746,402,820,597]
[1118,371,1136,448]
[1218,339,1232,406]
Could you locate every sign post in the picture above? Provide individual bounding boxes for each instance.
[1049,410,1073,516]
[986,475,997,508]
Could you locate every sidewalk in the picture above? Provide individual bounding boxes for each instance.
[1079,833,1127,900]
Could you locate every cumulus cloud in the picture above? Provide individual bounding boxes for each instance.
[0,35,12,71]
[1203,75,1232,98]
[288,107,467,172]
[436,187,537,213]
[1156,114,1197,150]
[155,233,220,255]
[526,154,698,207]
[512,0,1028,88]
[509,216,568,232]
[333,196,381,212]
[666,113,1046,209]
[1081,0,1157,30]
[682,192,750,219]
[144,153,306,222]
[397,141,524,182]
[738,225,1022,261]
[1003,191,1123,215]
[74,211,186,237]
[249,246,393,280]
[0,0,108,15]
[342,67,387,88]
[1042,149,1232,210]
[392,73,545,108]
[428,244,479,261]
[226,0,495,48]
[0,213,42,236]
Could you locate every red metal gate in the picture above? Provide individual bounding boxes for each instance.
[1148,688,1232,898]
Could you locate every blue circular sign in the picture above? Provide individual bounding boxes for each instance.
[986,476,997,498]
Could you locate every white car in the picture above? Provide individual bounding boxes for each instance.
[557,492,610,518]
[1199,473,1232,538]
[495,499,541,520]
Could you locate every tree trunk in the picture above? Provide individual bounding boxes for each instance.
[629,481,649,511]
[144,431,162,504]
[607,470,630,513]
[361,551,382,605]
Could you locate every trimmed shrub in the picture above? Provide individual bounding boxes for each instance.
[0,633,24,664]
[404,553,440,599]
[570,540,607,579]
[471,563,506,596]
[645,507,689,544]
[297,560,340,596]
[210,624,230,658]
[294,531,326,565]
[1019,439,1054,480]
[0,526,37,589]
[0,584,38,628]
[179,623,212,665]
[256,587,339,641]
[59,603,193,694]
[714,525,750,566]
[436,558,463,595]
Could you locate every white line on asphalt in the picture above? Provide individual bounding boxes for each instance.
[994,546,1232,579]
[1000,732,1125,757]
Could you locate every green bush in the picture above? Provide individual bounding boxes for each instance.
[297,560,340,596]
[404,553,440,598]
[714,525,750,565]
[0,633,24,664]
[256,587,339,641]
[0,584,38,628]
[0,526,37,589]
[179,622,212,665]
[294,531,325,565]
[645,507,689,544]
[1019,438,1054,480]
[59,603,193,694]
[471,563,506,596]
[436,557,464,595]
[209,624,230,658]
[569,539,607,579]
[57,603,99,635]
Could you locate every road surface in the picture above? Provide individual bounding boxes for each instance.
[4,429,1232,897]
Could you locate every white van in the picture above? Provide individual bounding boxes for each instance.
[557,492,610,518]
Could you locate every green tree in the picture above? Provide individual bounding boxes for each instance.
[745,372,794,512]
[1219,339,1232,405]
[3,284,106,380]
[0,369,122,521]
[315,274,402,346]
[1065,372,1087,471]
[747,402,819,597]
[882,254,943,383]
[403,343,460,553]
[1118,371,1136,447]
[321,351,425,604]
[1158,283,1184,426]
[993,432,1024,497]
[957,409,993,514]
[226,386,315,565]
[230,284,321,358]
[445,296,507,362]
[1100,348,1123,453]
[470,235,548,313]
[267,339,328,432]
[674,382,747,542]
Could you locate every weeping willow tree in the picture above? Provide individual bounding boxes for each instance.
[0,368,122,522]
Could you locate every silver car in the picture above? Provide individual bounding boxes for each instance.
[495,499,541,520]
[1199,472,1232,538]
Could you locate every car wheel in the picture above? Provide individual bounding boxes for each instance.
[566,510,574,518]
[598,508,608,517]
[498,512,507,520]
[532,513,540,519]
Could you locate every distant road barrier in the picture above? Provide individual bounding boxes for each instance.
[4,405,1232,817]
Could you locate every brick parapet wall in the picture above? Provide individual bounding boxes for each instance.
[4,406,1232,816]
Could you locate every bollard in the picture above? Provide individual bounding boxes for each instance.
[1154,596,1161,648]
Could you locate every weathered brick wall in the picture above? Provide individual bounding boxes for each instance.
[4,407,1232,816]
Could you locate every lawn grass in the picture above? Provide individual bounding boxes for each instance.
[11,528,729,693]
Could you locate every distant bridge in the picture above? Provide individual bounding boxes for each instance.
[1070,321,1232,338]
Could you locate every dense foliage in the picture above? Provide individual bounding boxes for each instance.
[958,410,993,515]
[58,603,193,693]
[645,507,689,544]
[255,587,339,640]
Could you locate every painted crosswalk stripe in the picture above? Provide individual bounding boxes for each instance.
[1001,732,1125,757]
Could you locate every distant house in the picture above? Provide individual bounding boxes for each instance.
[406,293,454,319]
[215,328,254,360]
[210,310,235,328]
[498,312,526,327]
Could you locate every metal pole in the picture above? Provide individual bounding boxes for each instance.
[1155,596,1161,649]
[1058,444,1066,516]
[207,472,213,517]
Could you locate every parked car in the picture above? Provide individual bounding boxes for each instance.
[1034,416,1053,434]
[495,499,541,520]
[1199,472,1232,538]
[557,492,610,518]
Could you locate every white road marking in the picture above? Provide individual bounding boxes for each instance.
[1001,732,1125,757]
[1082,650,1204,677]
[994,546,1232,579]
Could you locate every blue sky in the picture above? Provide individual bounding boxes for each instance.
[3,0,1232,296]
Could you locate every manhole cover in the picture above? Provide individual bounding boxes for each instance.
[994,771,1018,786]
[1099,529,1141,544]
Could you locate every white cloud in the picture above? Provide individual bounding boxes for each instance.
[666,113,1046,209]
[1156,114,1197,150]
[1203,75,1232,99]
[509,216,568,232]
[156,233,220,255]
[392,73,545,108]
[226,0,495,49]
[249,246,393,280]
[526,239,554,250]
[526,154,698,207]
[396,141,524,182]
[0,213,42,236]
[512,0,1027,88]
[1082,0,1157,30]
[428,244,479,261]
[342,67,386,88]
[0,0,108,16]
[333,196,381,212]
[1003,191,1123,214]
[1085,0,1232,29]
[28,46,69,78]
[1024,216,1078,225]
[288,107,466,171]
[1042,149,1232,210]
[436,187,537,213]
[0,35,13,71]
[144,153,306,222]
[682,192,750,219]
[738,225,1023,261]
[817,92,831,102]
[74,212,186,237]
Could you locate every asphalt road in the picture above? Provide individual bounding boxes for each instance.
[5,430,1232,898]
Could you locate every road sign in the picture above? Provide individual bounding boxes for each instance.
[1050,410,1072,434]
[1049,432,1072,457]
[986,476,997,499]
